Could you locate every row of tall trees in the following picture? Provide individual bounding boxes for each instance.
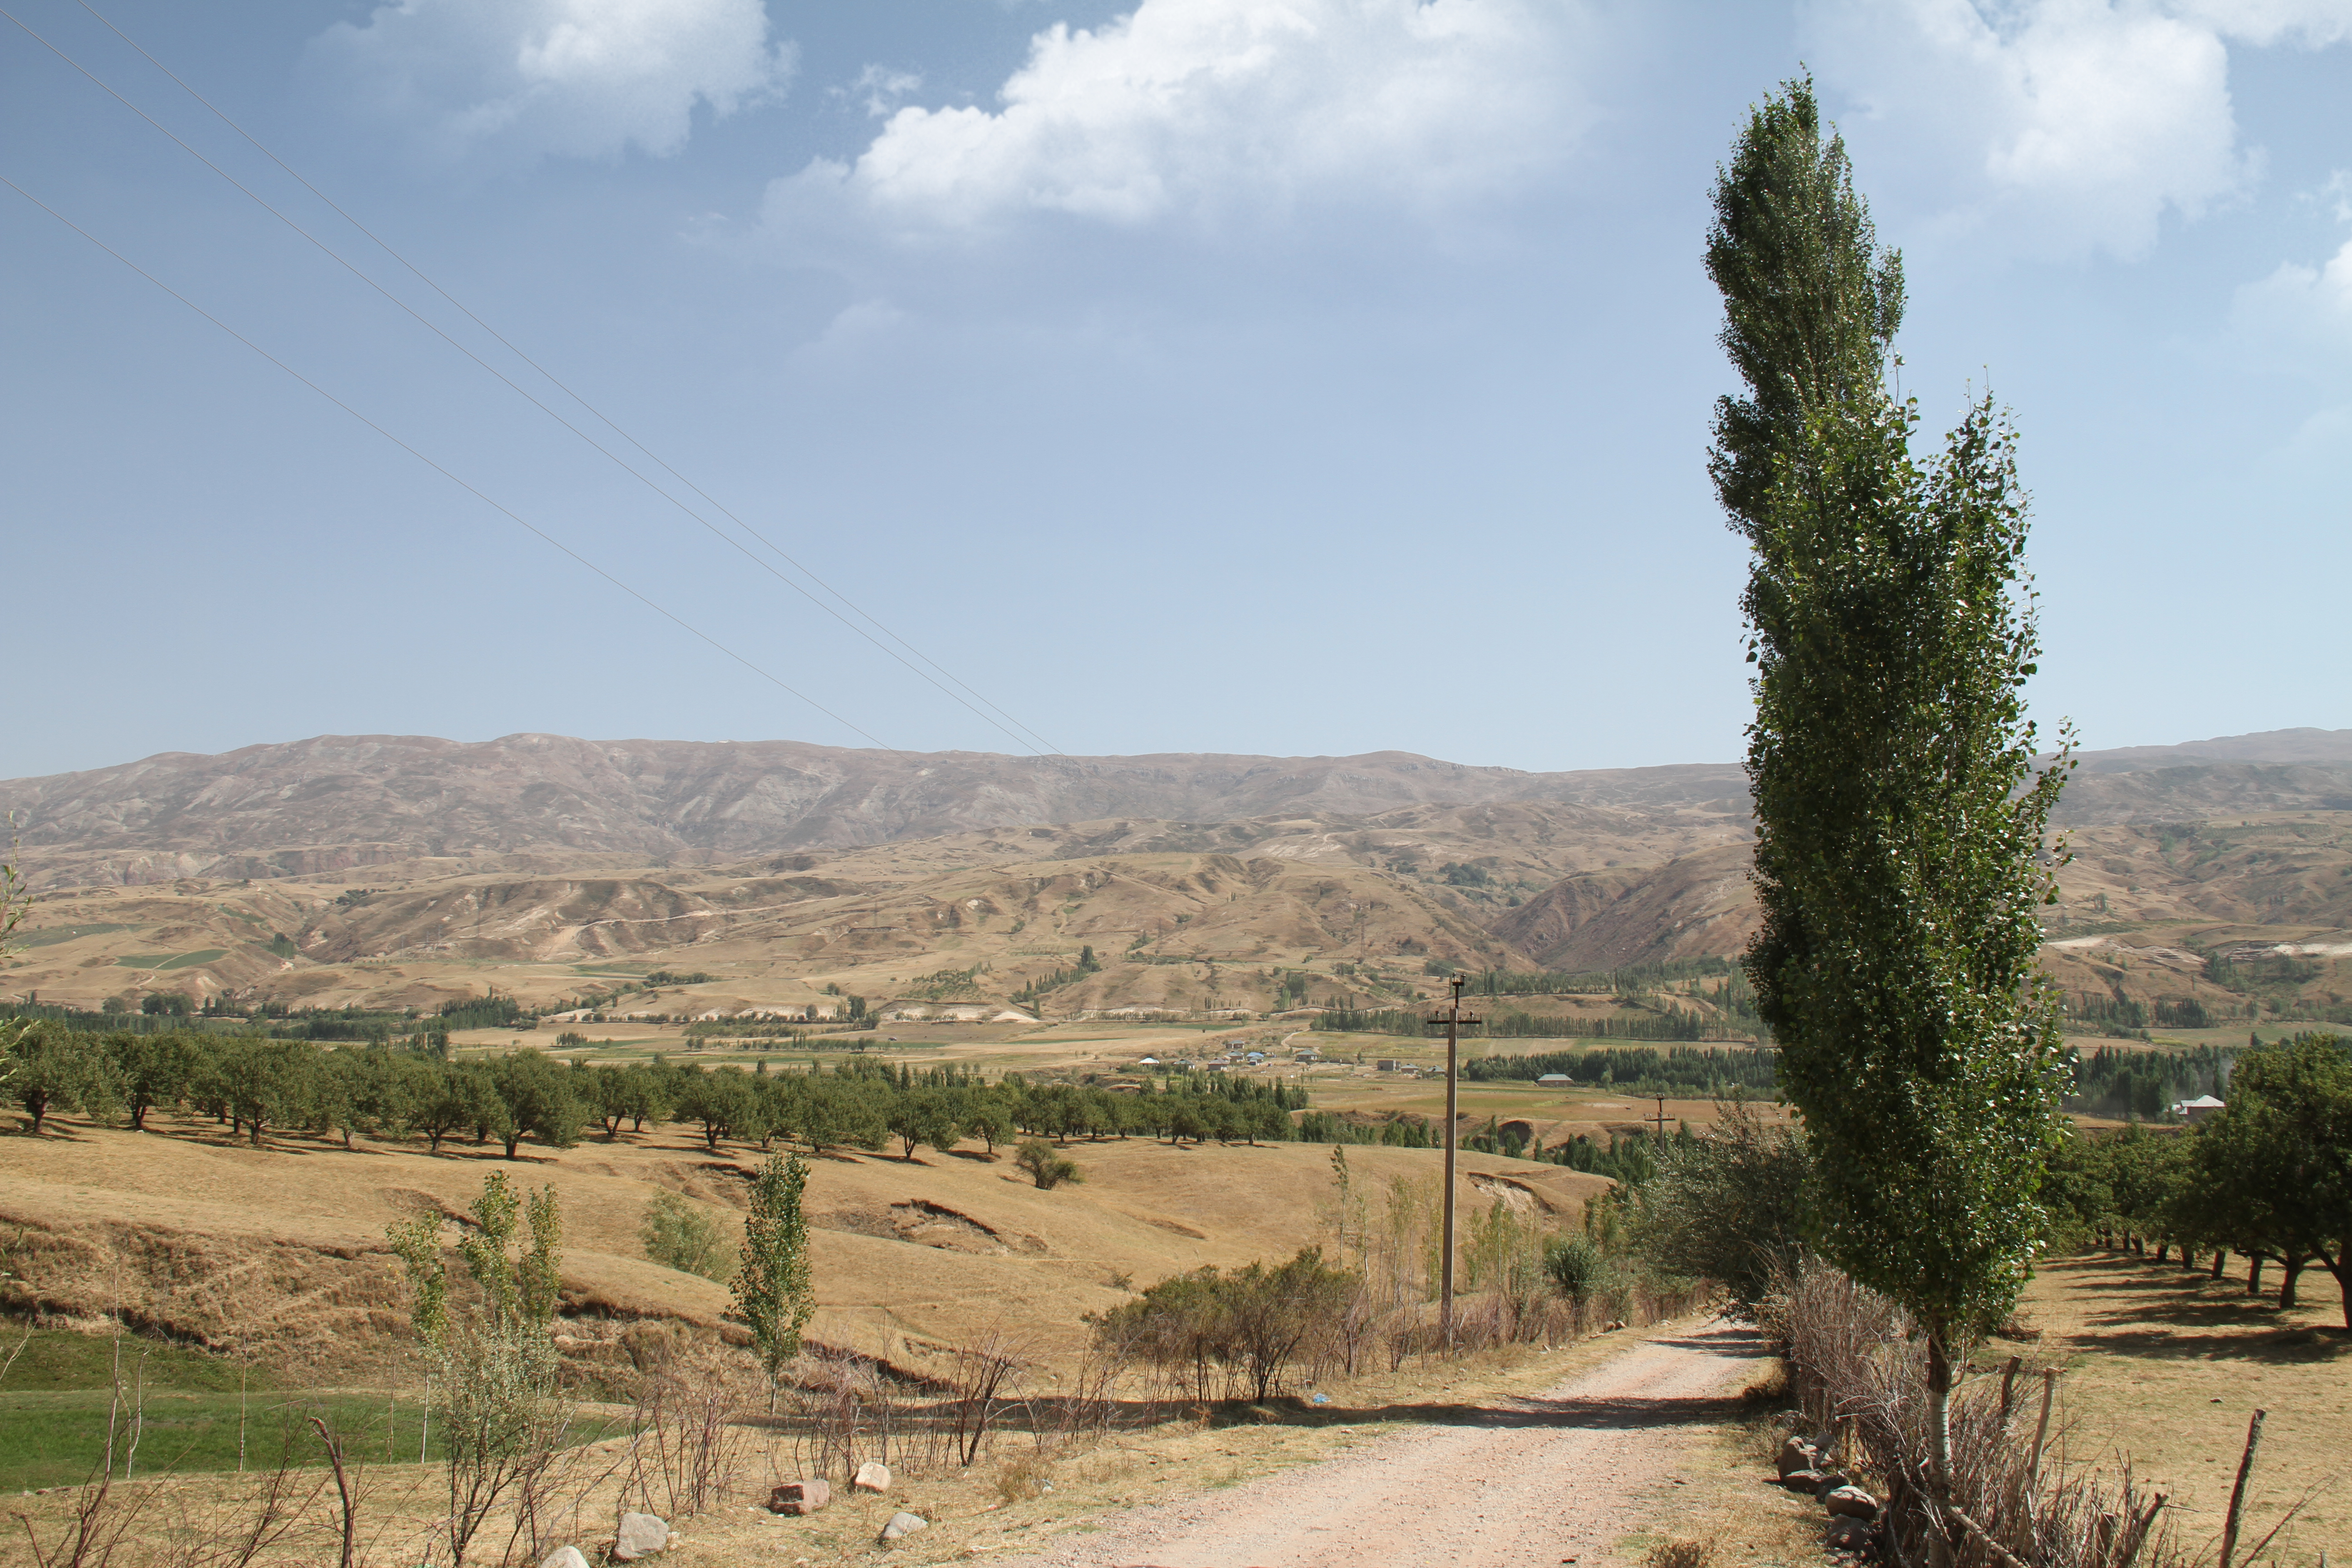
[2043,1032,2352,1323]
[1,1025,1305,1159]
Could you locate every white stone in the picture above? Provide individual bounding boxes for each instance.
[853,1460,892,1493]
[613,1510,670,1561]
[880,1511,929,1542]
[540,1550,593,1568]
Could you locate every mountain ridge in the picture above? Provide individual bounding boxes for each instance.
[4,727,2347,891]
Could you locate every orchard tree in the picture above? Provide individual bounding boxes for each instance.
[2193,1033,2352,1324]
[7,1021,119,1133]
[1717,76,2073,1500]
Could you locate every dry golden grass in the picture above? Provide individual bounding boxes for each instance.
[0,1110,1607,1382]
[2011,1251,2348,1565]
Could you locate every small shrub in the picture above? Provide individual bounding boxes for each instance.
[1543,1234,1603,1303]
[641,1190,732,1281]
[1014,1139,1082,1191]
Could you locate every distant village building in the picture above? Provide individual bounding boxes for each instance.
[1375,1059,1405,1073]
[1537,1073,1573,1086]
[2171,1094,2225,1124]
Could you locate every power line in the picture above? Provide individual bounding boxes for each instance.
[8,1,1068,757]
[0,171,904,758]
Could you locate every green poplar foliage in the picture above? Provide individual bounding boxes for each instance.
[1712,75,2072,1489]
[734,1152,816,1396]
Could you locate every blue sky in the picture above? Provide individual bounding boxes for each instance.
[4,0,2347,781]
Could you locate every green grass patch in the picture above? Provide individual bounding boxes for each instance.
[11,924,139,949]
[0,1389,441,1490]
[0,1331,622,1490]
[1,1330,252,1394]
[113,951,227,971]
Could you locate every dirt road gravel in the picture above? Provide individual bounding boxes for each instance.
[993,1318,1767,1568]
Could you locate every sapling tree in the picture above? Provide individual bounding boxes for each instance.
[732,1151,815,1411]
[1715,76,2072,1502]
[388,1170,568,1567]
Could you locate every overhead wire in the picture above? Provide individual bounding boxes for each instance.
[0,171,904,758]
[5,1,1068,758]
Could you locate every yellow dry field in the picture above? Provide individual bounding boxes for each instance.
[2014,1252,2349,1565]
[0,1111,1609,1382]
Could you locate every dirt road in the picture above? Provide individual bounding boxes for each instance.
[995,1319,1767,1568]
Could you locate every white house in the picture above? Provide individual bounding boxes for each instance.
[2171,1094,2225,1124]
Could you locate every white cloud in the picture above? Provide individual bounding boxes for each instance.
[2232,235,2352,360]
[2171,0,2352,46]
[1805,0,2260,261]
[2313,170,2352,224]
[840,65,925,121]
[309,0,792,163]
[760,0,1597,257]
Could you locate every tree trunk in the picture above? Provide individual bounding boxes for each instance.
[2210,1249,2228,1280]
[2248,1254,2265,1295]
[503,1133,523,1159]
[2279,1256,2303,1308]
[1925,1328,1955,1498]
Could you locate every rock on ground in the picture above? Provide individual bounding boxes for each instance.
[613,1511,671,1561]
[770,1479,831,1514]
[539,1549,592,1568]
[881,1511,929,1543]
[1823,1485,1880,1520]
[855,1460,893,1493]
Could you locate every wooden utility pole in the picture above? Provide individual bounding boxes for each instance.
[1426,973,1481,1342]
[1647,1095,1671,1144]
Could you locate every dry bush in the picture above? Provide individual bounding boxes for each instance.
[945,1329,1027,1467]
[994,1448,1056,1503]
[1644,1538,1712,1568]
[1766,1258,2302,1568]
[773,1347,896,1481]
[625,1347,752,1520]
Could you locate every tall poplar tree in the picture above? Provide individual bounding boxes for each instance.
[734,1151,816,1411]
[1706,75,1905,539]
[1711,77,2073,1504]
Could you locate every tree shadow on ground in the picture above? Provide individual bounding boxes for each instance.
[2053,1259,2350,1363]
[2070,1323,2348,1364]
[1203,1325,1773,1433]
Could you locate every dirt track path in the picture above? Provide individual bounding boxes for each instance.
[995,1318,1766,1568]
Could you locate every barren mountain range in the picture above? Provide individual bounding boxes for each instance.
[7,728,2350,891]
[2,728,2349,1017]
